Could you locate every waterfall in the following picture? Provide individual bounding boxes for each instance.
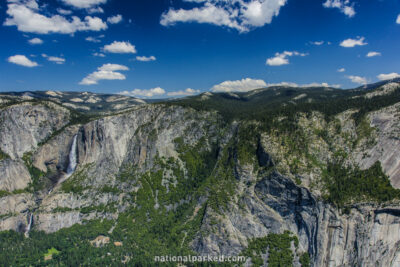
[57,135,78,186]
[66,135,78,175]
[24,213,33,237]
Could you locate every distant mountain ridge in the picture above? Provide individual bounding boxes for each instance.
[0,90,146,114]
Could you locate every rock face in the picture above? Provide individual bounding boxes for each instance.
[33,126,79,173]
[1,89,400,266]
[0,102,70,159]
[0,159,31,191]
[354,103,400,188]
[90,235,110,247]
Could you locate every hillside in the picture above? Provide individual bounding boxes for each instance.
[1,80,400,266]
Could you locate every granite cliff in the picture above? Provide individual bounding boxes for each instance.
[1,82,400,266]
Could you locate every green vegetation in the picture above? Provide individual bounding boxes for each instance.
[299,252,311,267]
[164,84,400,130]
[61,164,93,193]
[99,185,120,194]
[22,152,46,192]
[44,247,60,259]
[0,189,29,198]
[0,149,10,160]
[241,231,299,267]
[0,220,115,266]
[0,190,11,198]
[322,161,400,208]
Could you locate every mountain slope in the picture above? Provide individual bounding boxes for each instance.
[1,81,400,266]
[0,90,145,115]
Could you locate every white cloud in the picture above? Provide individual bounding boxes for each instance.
[8,54,38,67]
[160,0,287,33]
[377,73,400,81]
[136,56,156,62]
[61,0,107,9]
[86,34,104,42]
[80,63,129,85]
[266,51,307,66]
[183,0,207,2]
[266,82,341,88]
[107,14,123,24]
[311,41,324,45]
[347,75,367,85]
[366,51,381,57]
[87,7,104,14]
[4,0,108,34]
[211,78,267,92]
[86,36,100,42]
[397,14,400,24]
[28,37,43,44]
[323,0,355,18]
[57,8,72,15]
[337,68,345,72]
[48,56,65,64]
[93,52,105,57]
[167,88,200,96]
[119,87,166,98]
[340,37,367,47]
[103,41,136,54]
[42,54,65,64]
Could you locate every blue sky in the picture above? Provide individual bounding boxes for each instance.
[0,0,399,97]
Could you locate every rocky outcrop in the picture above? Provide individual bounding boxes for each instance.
[0,102,70,159]
[33,125,79,173]
[0,159,31,191]
[0,194,35,216]
[1,95,400,266]
[193,169,400,267]
[354,103,400,188]
[90,235,110,247]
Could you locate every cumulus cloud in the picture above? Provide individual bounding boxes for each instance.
[85,34,104,43]
[93,52,105,57]
[266,82,341,88]
[119,87,166,98]
[323,0,355,18]
[42,54,65,64]
[57,8,72,15]
[87,7,104,14]
[347,75,367,85]
[86,36,100,42]
[160,0,287,33]
[103,41,136,54]
[397,14,400,24]
[4,0,108,34]
[167,88,200,96]
[366,51,381,57]
[28,37,43,44]
[107,14,123,24]
[136,56,156,62]
[337,68,345,72]
[48,57,65,64]
[8,54,38,67]
[311,41,324,45]
[61,0,107,9]
[80,63,129,85]
[211,78,267,92]
[340,37,367,47]
[266,51,307,66]
[377,73,400,81]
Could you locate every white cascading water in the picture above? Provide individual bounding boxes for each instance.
[24,213,33,237]
[66,135,78,175]
[57,135,78,186]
